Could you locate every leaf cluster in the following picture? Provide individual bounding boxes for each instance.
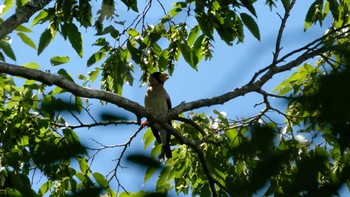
[1,0,350,197]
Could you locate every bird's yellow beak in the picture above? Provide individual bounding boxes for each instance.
[159,73,169,82]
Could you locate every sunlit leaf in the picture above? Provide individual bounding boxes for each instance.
[16,32,36,49]
[127,28,139,37]
[144,167,157,183]
[22,62,40,69]
[88,68,100,83]
[50,56,70,66]
[39,180,53,196]
[93,172,109,189]
[1,0,14,16]
[143,127,155,149]
[15,25,32,32]
[188,25,200,46]
[30,10,49,26]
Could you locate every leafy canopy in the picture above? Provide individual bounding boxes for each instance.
[0,0,350,197]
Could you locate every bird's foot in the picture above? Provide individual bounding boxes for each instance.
[141,121,148,127]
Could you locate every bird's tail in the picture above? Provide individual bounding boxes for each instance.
[163,129,172,158]
[164,144,172,158]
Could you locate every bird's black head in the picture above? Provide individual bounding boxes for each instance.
[149,72,169,85]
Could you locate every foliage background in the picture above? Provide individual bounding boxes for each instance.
[0,0,349,196]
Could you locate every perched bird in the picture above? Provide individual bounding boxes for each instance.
[144,72,172,158]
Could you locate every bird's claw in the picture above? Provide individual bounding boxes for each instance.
[141,121,148,127]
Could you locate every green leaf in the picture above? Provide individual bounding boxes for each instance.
[50,56,70,66]
[178,42,197,69]
[127,28,139,37]
[156,166,171,193]
[38,28,55,55]
[75,96,83,113]
[22,62,40,69]
[225,129,239,148]
[5,189,22,197]
[88,68,100,83]
[240,13,260,41]
[121,0,138,12]
[328,0,339,20]
[127,40,142,64]
[30,10,49,26]
[196,15,213,40]
[78,74,88,80]
[304,2,318,31]
[58,69,74,82]
[39,180,53,196]
[52,86,65,95]
[1,0,14,16]
[67,24,83,57]
[192,34,205,60]
[143,127,155,149]
[15,25,32,33]
[241,0,257,17]
[16,32,36,49]
[188,25,200,46]
[93,172,109,189]
[281,0,290,9]
[158,49,169,70]
[168,7,182,17]
[0,40,16,61]
[78,157,89,174]
[96,25,120,38]
[144,167,157,183]
[87,51,106,67]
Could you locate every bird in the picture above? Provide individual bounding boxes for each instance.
[144,72,172,159]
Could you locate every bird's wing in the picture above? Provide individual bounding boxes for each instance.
[166,92,171,110]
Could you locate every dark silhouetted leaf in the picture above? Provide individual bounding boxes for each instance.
[240,13,260,41]
[0,40,16,61]
[70,187,102,197]
[127,154,162,169]
[38,28,55,55]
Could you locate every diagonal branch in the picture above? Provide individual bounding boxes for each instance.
[0,0,52,39]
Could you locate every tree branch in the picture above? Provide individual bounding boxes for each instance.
[0,0,52,39]
[156,120,230,196]
[0,62,147,117]
[273,0,296,63]
[54,120,138,129]
[0,42,324,123]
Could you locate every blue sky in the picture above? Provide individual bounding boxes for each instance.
[3,0,349,196]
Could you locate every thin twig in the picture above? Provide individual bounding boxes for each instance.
[106,126,143,193]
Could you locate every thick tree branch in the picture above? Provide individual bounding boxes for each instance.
[0,0,52,39]
[0,42,324,122]
[168,47,321,117]
[0,62,147,117]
